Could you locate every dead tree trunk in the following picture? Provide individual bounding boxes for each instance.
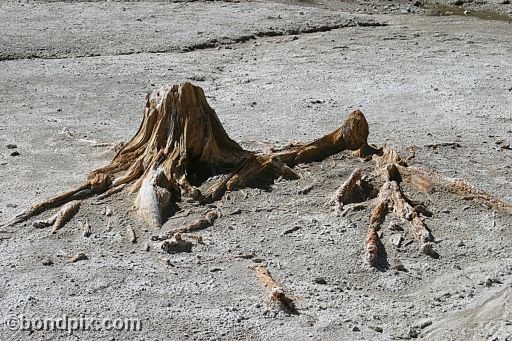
[2,82,377,230]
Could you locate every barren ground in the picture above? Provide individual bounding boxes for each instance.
[0,0,511,340]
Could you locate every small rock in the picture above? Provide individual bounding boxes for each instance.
[352,326,360,332]
[104,207,113,217]
[6,144,17,149]
[10,151,20,157]
[416,320,432,329]
[56,108,62,112]
[485,277,503,287]
[457,241,465,247]
[161,235,193,254]
[389,221,403,231]
[391,259,406,271]
[6,203,17,208]
[314,277,327,285]
[69,252,88,263]
[409,328,419,338]
[390,233,403,247]
[42,258,53,266]
[369,325,383,333]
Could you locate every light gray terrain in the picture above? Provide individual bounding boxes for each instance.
[0,0,511,340]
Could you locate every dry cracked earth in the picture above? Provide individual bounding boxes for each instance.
[0,0,511,340]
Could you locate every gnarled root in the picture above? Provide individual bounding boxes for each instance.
[1,174,110,228]
[364,180,434,265]
[33,200,81,233]
[398,165,512,213]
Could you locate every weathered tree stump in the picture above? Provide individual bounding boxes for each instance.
[2,82,511,269]
[1,82,377,230]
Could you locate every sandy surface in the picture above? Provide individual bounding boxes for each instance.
[0,1,511,340]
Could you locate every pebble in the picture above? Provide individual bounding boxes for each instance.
[104,207,113,217]
[314,277,327,285]
[352,326,361,332]
[6,144,17,149]
[42,258,53,266]
[390,233,403,247]
[369,325,383,333]
[10,151,20,157]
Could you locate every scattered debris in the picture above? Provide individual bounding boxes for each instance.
[391,259,406,271]
[104,206,113,217]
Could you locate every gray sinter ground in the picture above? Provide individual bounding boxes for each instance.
[0,0,511,340]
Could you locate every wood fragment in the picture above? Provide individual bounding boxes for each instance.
[424,142,461,149]
[330,168,375,215]
[78,220,92,237]
[250,265,295,312]
[297,184,315,195]
[282,225,302,235]
[69,252,88,263]
[161,234,193,254]
[127,226,137,243]
[234,252,256,259]
[340,201,370,217]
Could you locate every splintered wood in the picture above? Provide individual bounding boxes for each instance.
[251,265,295,312]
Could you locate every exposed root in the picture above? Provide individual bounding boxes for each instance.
[251,265,296,312]
[398,165,512,213]
[364,180,434,265]
[32,200,81,233]
[157,210,218,241]
[330,168,363,209]
[96,184,127,201]
[1,174,110,228]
